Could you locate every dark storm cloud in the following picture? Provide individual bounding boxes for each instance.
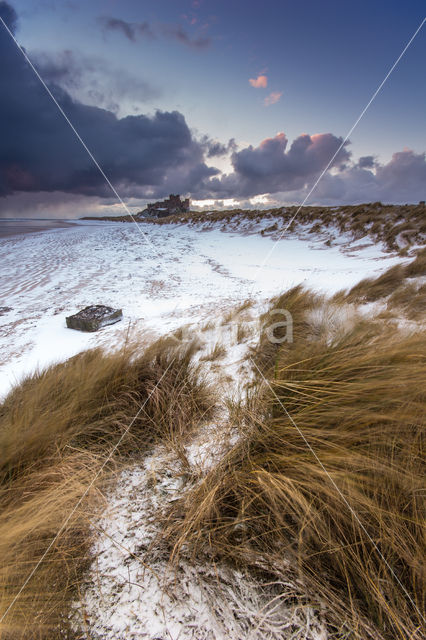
[1,1,424,212]
[200,137,237,158]
[265,150,426,206]
[98,16,155,42]
[0,3,215,199]
[0,0,16,31]
[197,132,351,199]
[357,155,377,169]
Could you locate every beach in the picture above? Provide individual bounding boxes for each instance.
[0,218,404,399]
[0,217,77,238]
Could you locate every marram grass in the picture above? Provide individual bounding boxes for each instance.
[0,280,425,639]
[0,338,214,639]
[168,297,425,640]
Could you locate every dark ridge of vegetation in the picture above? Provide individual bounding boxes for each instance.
[82,202,426,253]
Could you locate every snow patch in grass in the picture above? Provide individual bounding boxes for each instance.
[73,445,327,640]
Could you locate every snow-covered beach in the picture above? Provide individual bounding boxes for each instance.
[1,217,424,640]
[1,0,425,635]
[0,218,404,399]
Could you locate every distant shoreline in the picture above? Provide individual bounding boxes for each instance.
[0,218,76,239]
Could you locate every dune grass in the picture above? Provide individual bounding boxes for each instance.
[343,246,426,306]
[387,281,426,320]
[404,246,426,278]
[200,342,227,362]
[168,295,426,639]
[252,284,323,371]
[0,338,214,639]
[1,277,425,638]
[85,202,426,253]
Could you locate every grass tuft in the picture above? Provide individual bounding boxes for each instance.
[0,339,214,638]
[200,342,227,362]
[168,301,426,639]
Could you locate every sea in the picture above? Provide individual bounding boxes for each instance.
[0,218,77,239]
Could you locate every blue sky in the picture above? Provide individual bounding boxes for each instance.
[0,0,425,215]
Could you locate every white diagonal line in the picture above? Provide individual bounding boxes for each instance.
[251,357,425,624]
[0,358,175,623]
[0,16,163,261]
[250,16,425,289]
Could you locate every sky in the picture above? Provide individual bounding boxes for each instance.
[0,0,425,217]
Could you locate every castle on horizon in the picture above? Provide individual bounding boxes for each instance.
[138,194,190,218]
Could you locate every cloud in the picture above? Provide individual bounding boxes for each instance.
[291,149,426,205]
[200,136,237,157]
[0,0,17,32]
[34,49,161,114]
[0,4,217,201]
[195,132,351,199]
[0,189,104,218]
[249,74,267,89]
[98,16,154,42]
[370,149,426,201]
[207,146,425,206]
[1,2,424,212]
[99,15,211,50]
[264,91,282,106]
[195,132,425,204]
[357,155,377,169]
[182,13,198,26]
[162,24,211,49]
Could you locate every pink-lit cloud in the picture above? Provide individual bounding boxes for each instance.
[249,74,268,88]
[197,131,351,198]
[264,91,282,106]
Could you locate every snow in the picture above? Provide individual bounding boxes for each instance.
[71,444,328,640]
[71,293,330,637]
[0,219,415,638]
[0,220,404,399]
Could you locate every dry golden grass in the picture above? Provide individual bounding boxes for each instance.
[219,299,254,329]
[2,272,425,638]
[387,282,426,320]
[252,284,323,371]
[404,247,426,278]
[345,264,406,303]
[200,342,227,362]
[236,322,252,343]
[0,338,214,639]
[343,247,426,306]
[167,296,426,639]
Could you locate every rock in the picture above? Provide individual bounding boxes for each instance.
[66,305,122,332]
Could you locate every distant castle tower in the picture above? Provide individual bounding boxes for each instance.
[139,194,190,218]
